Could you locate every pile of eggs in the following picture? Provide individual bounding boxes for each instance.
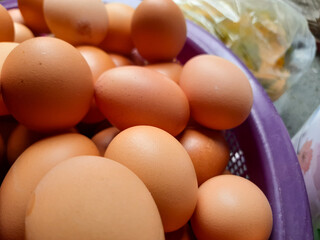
[0,0,273,240]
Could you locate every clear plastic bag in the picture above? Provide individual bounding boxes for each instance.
[174,0,317,101]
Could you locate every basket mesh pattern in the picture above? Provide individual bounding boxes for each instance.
[225,130,249,179]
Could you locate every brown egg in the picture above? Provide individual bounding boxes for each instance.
[43,0,108,46]
[178,127,230,186]
[0,95,9,116]
[105,126,198,232]
[179,55,253,130]
[165,224,196,240]
[145,62,182,83]
[25,155,165,240]
[1,37,94,133]
[13,22,34,43]
[0,42,19,71]
[0,133,100,240]
[91,126,120,156]
[131,0,187,62]
[18,0,49,33]
[95,66,190,136]
[109,53,133,67]
[8,8,25,24]
[191,175,273,240]
[99,3,134,55]
[0,115,18,145]
[77,46,116,82]
[0,5,14,42]
[6,124,45,165]
[77,46,116,124]
[0,42,19,116]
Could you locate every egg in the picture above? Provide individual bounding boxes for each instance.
[109,53,133,67]
[105,125,198,232]
[77,46,116,82]
[91,126,120,156]
[95,66,190,136]
[0,42,19,116]
[1,37,94,133]
[13,22,34,43]
[0,42,19,71]
[178,126,230,186]
[77,46,116,124]
[0,133,100,240]
[165,224,196,240]
[6,124,45,165]
[17,0,49,33]
[191,175,273,240]
[131,0,187,62]
[99,3,135,55]
[25,155,165,240]
[0,95,9,116]
[179,54,253,130]
[43,0,108,46]
[0,5,14,42]
[145,62,183,83]
[7,8,25,24]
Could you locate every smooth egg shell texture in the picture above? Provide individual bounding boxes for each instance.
[0,133,100,240]
[17,0,49,33]
[1,37,94,133]
[179,55,253,130]
[144,62,182,83]
[99,3,135,55]
[91,126,120,156]
[178,127,230,186]
[105,125,198,232]
[131,0,187,62]
[44,0,108,45]
[94,66,189,136]
[191,175,273,240]
[13,22,34,43]
[0,5,15,42]
[25,156,165,240]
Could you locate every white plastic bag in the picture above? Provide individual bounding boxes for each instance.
[174,0,316,101]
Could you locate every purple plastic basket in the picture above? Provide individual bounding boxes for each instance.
[1,0,313,239]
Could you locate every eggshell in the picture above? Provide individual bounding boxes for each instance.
[0,133,100,240]
[99,3,134,55]
[105,125,198,232]
[165,224,196,240]
[191,175,273,240]
[0,5,14,42]
[77,46,115,82]
[91,126,120,156]
[77,46,116,124]
[109,53,133,67]
[131,0,187,62]
[17,0,49,33]
[25,155,165,240]
[0,42,19,72]
[8,8,25,24]
[6,124,45,165]
[0,42,19,116]
[43,0,108,46]
[145,62,182,83]
[95,66,190,136]
[179,54,253,130]
[1,37,94,133]
[13,22,34,43]
[178,127,230,186]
